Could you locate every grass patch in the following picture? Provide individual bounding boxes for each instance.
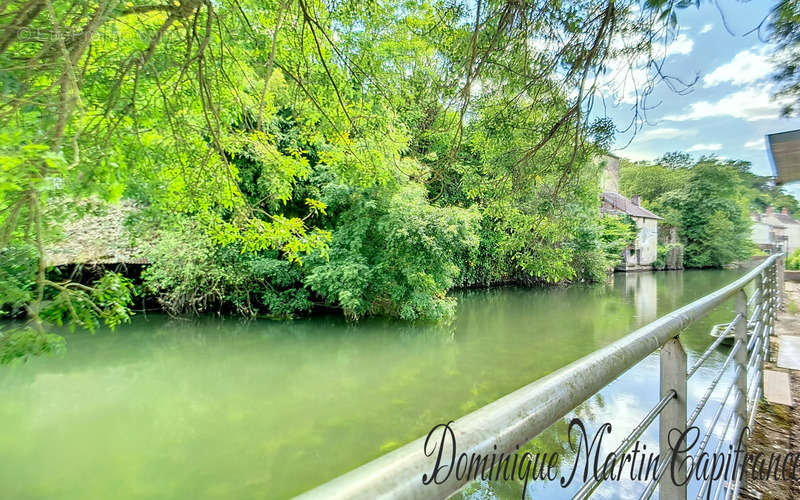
[763,398,793,428]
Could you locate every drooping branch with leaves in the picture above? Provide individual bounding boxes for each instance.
[0,0,724,361]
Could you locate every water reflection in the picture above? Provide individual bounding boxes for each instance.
[617,271,659,325]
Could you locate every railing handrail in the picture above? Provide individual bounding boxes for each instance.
[296,254,781,500]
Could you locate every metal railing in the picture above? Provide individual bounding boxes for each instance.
[297,254,784,500]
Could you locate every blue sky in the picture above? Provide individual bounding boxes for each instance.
[604,0,800,198]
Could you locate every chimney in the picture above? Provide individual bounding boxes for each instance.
[631,195,641,206]
[766,206,773,215]
[601,155,620,193]
[782,207,789,215]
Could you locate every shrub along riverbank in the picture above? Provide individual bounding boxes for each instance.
[4,148,794,329]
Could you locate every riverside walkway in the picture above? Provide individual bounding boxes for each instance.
[743,279,800,500]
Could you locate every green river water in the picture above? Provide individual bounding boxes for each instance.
[0,267,753,499]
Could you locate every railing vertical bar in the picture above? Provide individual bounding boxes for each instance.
[734,291,748,428]
[688,341,742,427]
[659,337,687,500]
[571,391,675,500]
[778,253,785,311]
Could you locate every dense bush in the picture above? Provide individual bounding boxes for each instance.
[141,218,312,318]
[140,178,480,321]
[788,248,800,270]
[306,183,479,320]
[451,217,512,288]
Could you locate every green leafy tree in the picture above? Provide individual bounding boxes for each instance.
[306,182,479,321]
[770,0,800,116]
[787,248,800,270]
[0,0,719,362]
[621,156,759,268]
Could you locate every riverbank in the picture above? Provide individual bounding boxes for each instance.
[743,280,800,499]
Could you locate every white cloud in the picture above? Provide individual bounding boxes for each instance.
[666,34,694,57]
[744,138,765,150]
[703,48,775,87]
[687,143,722,152]
[699,24,713,34]
[637,127,693,141]
[662,87,787,122]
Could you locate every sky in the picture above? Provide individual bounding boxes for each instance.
[603,0,800,199]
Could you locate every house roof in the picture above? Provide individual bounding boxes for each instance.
[773,213,800,226]
[767,129,800,184]
[755,221,786,230]
[45,200,148,267]
[601,192,662,220]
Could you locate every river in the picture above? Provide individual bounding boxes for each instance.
[0,267,753,499]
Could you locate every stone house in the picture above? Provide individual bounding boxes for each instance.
[598,154,662,271]
[757,206,800,255]
[601,192,662,270]
[750,212,785,252]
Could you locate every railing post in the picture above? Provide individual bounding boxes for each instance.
[755,271,763,321]
[660,336,687,500]
[767,260,777,359]
[757,272,768,363]
[735,291,748,425]
[770,262,776,323]
[771,259,777,323]
[777,253,785,311]
[775,257,780,314]
[764,264,774,387]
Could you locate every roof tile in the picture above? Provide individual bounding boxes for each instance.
[601,192,662,220]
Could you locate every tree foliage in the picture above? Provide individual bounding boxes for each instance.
[770,0,800,116]
[0,0,737,361]
[787,248,800,270]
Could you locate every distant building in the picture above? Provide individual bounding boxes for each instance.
[598,154,662,271]
[755,206,800,254]
[750,213,784,252]
[599,154,620,193]
[601,192,662,270]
